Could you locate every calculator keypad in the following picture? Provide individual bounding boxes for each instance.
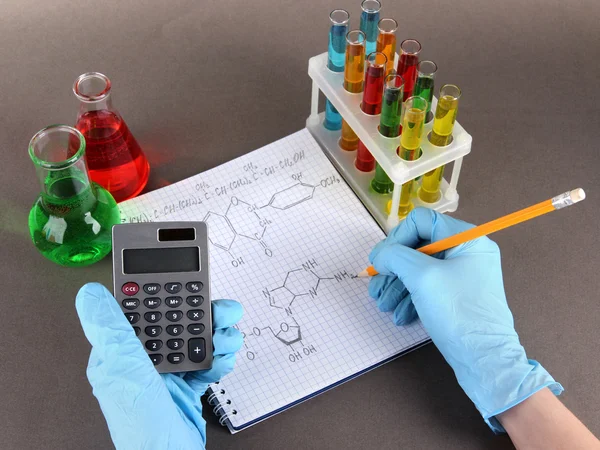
[119,279,208,371]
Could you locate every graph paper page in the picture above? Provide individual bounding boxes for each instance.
[118,129,429,431]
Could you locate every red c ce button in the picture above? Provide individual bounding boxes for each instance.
[122,282,139,296]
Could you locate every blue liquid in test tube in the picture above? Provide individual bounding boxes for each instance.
[325,9,350,130]
[360,0,381,55]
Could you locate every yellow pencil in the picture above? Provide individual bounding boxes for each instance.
[357,188,586,278]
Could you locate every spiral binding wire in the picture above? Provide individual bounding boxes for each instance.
[208,384,237,427]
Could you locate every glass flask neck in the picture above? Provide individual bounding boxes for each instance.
[29,125,97,216]
[73,72,117,114]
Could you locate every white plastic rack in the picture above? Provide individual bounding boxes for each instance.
[306,52,472,233]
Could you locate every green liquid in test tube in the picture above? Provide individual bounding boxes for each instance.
[413,61,438,123]
[371,74,404,194]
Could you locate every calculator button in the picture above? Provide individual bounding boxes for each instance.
[165,282,182,294]
[149,354,163,366]
[125,313,140,324]
[165,296,183,308]
[143,283,161,295]
[122,282,139,296]
[145,326,162,337]
[166,310,183,322]
[167,353,185,364]
[188,324,205,335]
[133,327,141,336]
[122,298,139,310]
[186,296,204,307]
[186,282,203,293]
[187,309,204,321]
[167,339,184,350]
[144,312,162,323]
[166,325,184,336]
[145,340,163,351]
[144,297,161,309]
[188,338,206,363]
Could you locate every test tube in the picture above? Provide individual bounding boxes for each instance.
[360,0,381,55]
[379,74,404,138]
[339,119,359,151]
[361,52,387,115]
[418,84,462,203]
[376,18,398,77]
[324,9,350,131]
[344,30,366,93]
[355,52,386,172]
[396,39,421,101]
[371,74,404,194]
[413,60,438,123]
[393,96,428,217]
[327,10,350,72]
[339,30,366,152]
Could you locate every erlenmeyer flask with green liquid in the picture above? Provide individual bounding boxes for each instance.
[28,125,120,267]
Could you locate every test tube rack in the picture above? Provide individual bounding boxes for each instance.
[306,52,472,233]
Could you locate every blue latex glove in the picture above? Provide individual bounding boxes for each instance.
[369,208,563,432]
[76,283,243,449]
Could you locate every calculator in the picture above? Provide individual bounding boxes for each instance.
[112,222,213,373]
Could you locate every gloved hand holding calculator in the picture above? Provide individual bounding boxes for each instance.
[76,283,243,450]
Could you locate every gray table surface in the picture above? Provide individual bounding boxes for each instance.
[1,0,599,448]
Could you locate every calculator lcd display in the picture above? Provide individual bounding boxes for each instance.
[123,247,200,274]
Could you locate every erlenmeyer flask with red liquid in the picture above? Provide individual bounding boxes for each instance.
[73,72,149,202]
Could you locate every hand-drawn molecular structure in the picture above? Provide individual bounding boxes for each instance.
[203,196,273,260]
[203,182,318,265]
[237,259,354,363]
[263,259,353,316]
[236,317,316,364]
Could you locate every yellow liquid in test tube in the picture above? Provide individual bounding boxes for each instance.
[429,94,459,147]
[418,166,445,203]
[339,119,359,151]
[420,85,461,203]
[389,101,427,218]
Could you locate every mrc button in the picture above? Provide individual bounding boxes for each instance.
[121,282,139,296]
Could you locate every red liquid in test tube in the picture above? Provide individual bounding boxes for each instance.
[361,52,387,115]
[355,52,387,173]
[355,140,376,172]
[396,39,421,101]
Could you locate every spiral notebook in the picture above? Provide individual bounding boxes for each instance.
[118,129,430,433]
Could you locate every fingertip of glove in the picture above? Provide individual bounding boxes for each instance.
[212,299,243,329]
[213,327,244,356]
[75,283,114,320]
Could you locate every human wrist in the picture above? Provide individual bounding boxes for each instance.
[474,358,563,433]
